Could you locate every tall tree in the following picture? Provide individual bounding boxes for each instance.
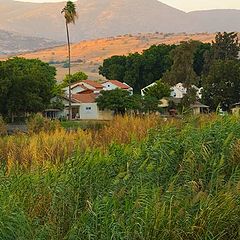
[162,40,199,89]
[193,42,212,77]
[212,32,240,61]
[143,80,171,100]
[61,1,78,120]
[0,58,56,120]
[202,60,240,111]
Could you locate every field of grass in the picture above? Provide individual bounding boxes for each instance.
[0,115,240,239]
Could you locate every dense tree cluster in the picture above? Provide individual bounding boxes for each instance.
[0,57,56,119]
[99,32,240,111]
[99,44,175,93]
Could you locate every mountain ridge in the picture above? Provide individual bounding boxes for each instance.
[0,0,239,44]
[0,29,63,54]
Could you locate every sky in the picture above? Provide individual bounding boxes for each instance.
[17,0,240,12]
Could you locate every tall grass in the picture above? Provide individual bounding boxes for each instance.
[0,115,240,239]
[0,115,162,170]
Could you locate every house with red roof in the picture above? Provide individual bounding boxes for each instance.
[102,80,133,94]
[57,79,132,120]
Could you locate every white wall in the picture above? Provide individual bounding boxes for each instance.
[79,103,113,120]
[79,103,99,120]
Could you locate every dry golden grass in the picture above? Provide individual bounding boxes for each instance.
[16,33,215,63]
[0,115,163,171]
[1,32,215,81]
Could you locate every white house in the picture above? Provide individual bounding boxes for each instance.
[141,82,202,100]
[54,79,133,120]
[62,93,113,120]
[102,80,133,94]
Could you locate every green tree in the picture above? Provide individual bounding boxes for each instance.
[99,55,127,80]
[61,1,78,120]
[143,80,171,100]
[0,57,56,120]
[142,95,159,113]
[212,32,240,61]
[62,71,88,87]
[202,60,240,111]
[162,40,199,89]
[99,44,174,93]
[96,89,131,115]
[181,87,198,108]
[193,42,212,77]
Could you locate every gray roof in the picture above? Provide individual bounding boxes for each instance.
[190,101,209,108]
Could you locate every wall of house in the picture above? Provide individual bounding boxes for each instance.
[79,103,98,120]
[78,103,113,120]
[102,82,119,91]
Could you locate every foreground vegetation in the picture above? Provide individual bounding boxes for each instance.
[0,115,240,239]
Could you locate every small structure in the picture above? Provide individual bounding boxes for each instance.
[190,101,209,115]
[231,103,240,116]
[43,109,62,119]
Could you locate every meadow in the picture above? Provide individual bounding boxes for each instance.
[0,115,240,239]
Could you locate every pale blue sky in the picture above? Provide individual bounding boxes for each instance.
[17,0,240,12]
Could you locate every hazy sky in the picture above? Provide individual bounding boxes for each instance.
[17,0,240,12]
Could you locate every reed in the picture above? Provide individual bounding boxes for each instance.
[0,115,240,239]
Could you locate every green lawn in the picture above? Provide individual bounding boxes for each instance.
[61,120,109,130]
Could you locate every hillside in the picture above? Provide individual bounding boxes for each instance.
[10,32,215,81]
[0,0,239,44]
[0,29,62,54]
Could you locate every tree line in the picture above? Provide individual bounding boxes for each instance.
[99,32,240,112]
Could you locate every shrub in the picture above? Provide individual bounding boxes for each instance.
[27,113,61,134]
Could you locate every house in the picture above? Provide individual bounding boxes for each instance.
[142,82,202,100]
[55,79,132,120]
[102,80,133,94]
[141,82,203,109]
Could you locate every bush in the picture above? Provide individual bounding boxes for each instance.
[27,113,61,134]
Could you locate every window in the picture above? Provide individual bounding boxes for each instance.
[86,107,92,111]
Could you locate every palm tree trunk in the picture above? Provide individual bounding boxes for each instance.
[66,21,72,120]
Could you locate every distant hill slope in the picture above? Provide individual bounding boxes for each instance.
[0,29,63,54]
[3,32,215,81]
[0,0,239,44]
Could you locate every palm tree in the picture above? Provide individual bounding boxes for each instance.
[61,1,78,120]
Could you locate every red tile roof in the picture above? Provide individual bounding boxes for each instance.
[72,93,96,103]
[104,80,131,89]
